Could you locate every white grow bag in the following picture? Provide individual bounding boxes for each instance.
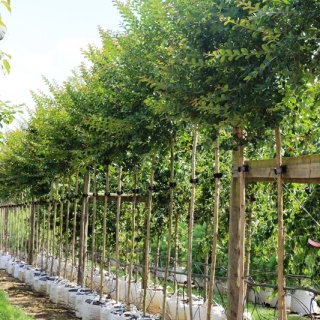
[75,292,99,318]
[82,298,105,320]
[144,288,164,314]
[100,303,126,320]
[291,290,319,315]
[56,283,77,307]
[68,288,90,310]
[0,255,11,269]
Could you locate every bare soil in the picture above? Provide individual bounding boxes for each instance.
[0,269,78,320]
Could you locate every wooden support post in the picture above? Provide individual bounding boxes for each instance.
[227,127,245,320]
[276,126,286,320]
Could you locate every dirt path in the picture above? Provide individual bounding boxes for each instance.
[0,269,78,320]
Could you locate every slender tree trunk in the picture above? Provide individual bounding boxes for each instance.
[227,127,246,320]
[51,181,59,275]
[173,210,179,293]
[154,234,160,287]
[162,134,175,317]
[135,204,141,282]
[71,173,79,281]
[143,154,155,316]
[275,126,286,320]
[244,191,255,298]
[203,217,209,302]
[187,123,198,320]
[100,164,109,301]
[4,206,8,255]
[46,185,52,273]
[28,200,35,265]
[128,166,138,305]
[90,167,97,292]
[41,203,46,270]
[64,176,71,279]
[78,171,90,286]
[116,166,123,303]
[35,204,39,267]
[58,177,66,277]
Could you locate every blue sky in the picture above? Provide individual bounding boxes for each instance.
[0,0,122,125]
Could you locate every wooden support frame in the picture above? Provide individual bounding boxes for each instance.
[232,154,320,183]
[228,152,320,320]
[89,192,147,203]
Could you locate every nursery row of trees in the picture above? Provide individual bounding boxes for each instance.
[0,0,320,319]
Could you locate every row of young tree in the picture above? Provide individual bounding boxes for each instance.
[0,0,320,319]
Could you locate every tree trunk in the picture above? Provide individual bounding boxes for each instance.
[51,181,59,276]
[4,206,8,255]
[206,135,221,320]
[154,234,160,287]
[28,200,35,265]
[187,123,198,320]
[207,137,220,320]
[100,164,109,300]
[143,154,155,316]
[71,173,79,281]
[64,175,72,279]
[173,210,179,293]
[78,171,90,286]
[162,134,175,317]
[244,190,255,298]
[115,166,123,303]
[58,177,66,277]
[128,166,138,305]
[275,126,286,320]
[90,167,97,292]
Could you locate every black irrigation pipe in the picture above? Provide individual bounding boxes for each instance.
[245,279,320,296]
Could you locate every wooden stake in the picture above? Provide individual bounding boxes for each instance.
[187,123,198,320]
[162,134,175,318]
[276,126,286,320]
[207,136,221,320]
[143,154,155,316]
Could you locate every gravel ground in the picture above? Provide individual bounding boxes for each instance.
[0,269,78,319]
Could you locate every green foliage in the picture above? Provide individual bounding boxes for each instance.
[0,0,11,74]
[0,290,33,320]
[0,0,319,287]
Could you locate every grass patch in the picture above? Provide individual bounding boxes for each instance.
[0,290,33,320]
[244,302,307,320]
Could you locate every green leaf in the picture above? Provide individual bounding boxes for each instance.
[241,48,249,54]
[3,59,10,73]
[1,0,11,13]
